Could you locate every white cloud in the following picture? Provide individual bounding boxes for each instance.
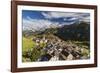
[69,17,78,21]
[42,12,78,19]
[41,12,90,22]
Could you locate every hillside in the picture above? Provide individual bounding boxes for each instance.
[22,21,90,62]
[54,21,90,41]
[36,21,90,41]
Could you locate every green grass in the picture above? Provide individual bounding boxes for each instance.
[22,37,36,52]
[22,36,46,62]
[81,48,90,56]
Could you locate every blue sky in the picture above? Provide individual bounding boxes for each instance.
[22,10,90,23]
[22,11,44,20]
[22,10,90,31]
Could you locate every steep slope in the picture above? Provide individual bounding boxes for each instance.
[54,22,90,41]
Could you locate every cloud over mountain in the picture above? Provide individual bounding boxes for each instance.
[23,16,75,31]
[22,10,90,32]
[23,16,60,31]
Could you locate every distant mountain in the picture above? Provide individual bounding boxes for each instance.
[22,18,77,33]
[37,21,90,41]
[54,21,90,41]
[23,19,60,32]
[23,21,90,41]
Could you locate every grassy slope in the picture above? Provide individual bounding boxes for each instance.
[22,37,36,52]
[22,36,46,62]
[22,33,90,62]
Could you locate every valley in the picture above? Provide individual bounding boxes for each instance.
[22,21,90,62]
